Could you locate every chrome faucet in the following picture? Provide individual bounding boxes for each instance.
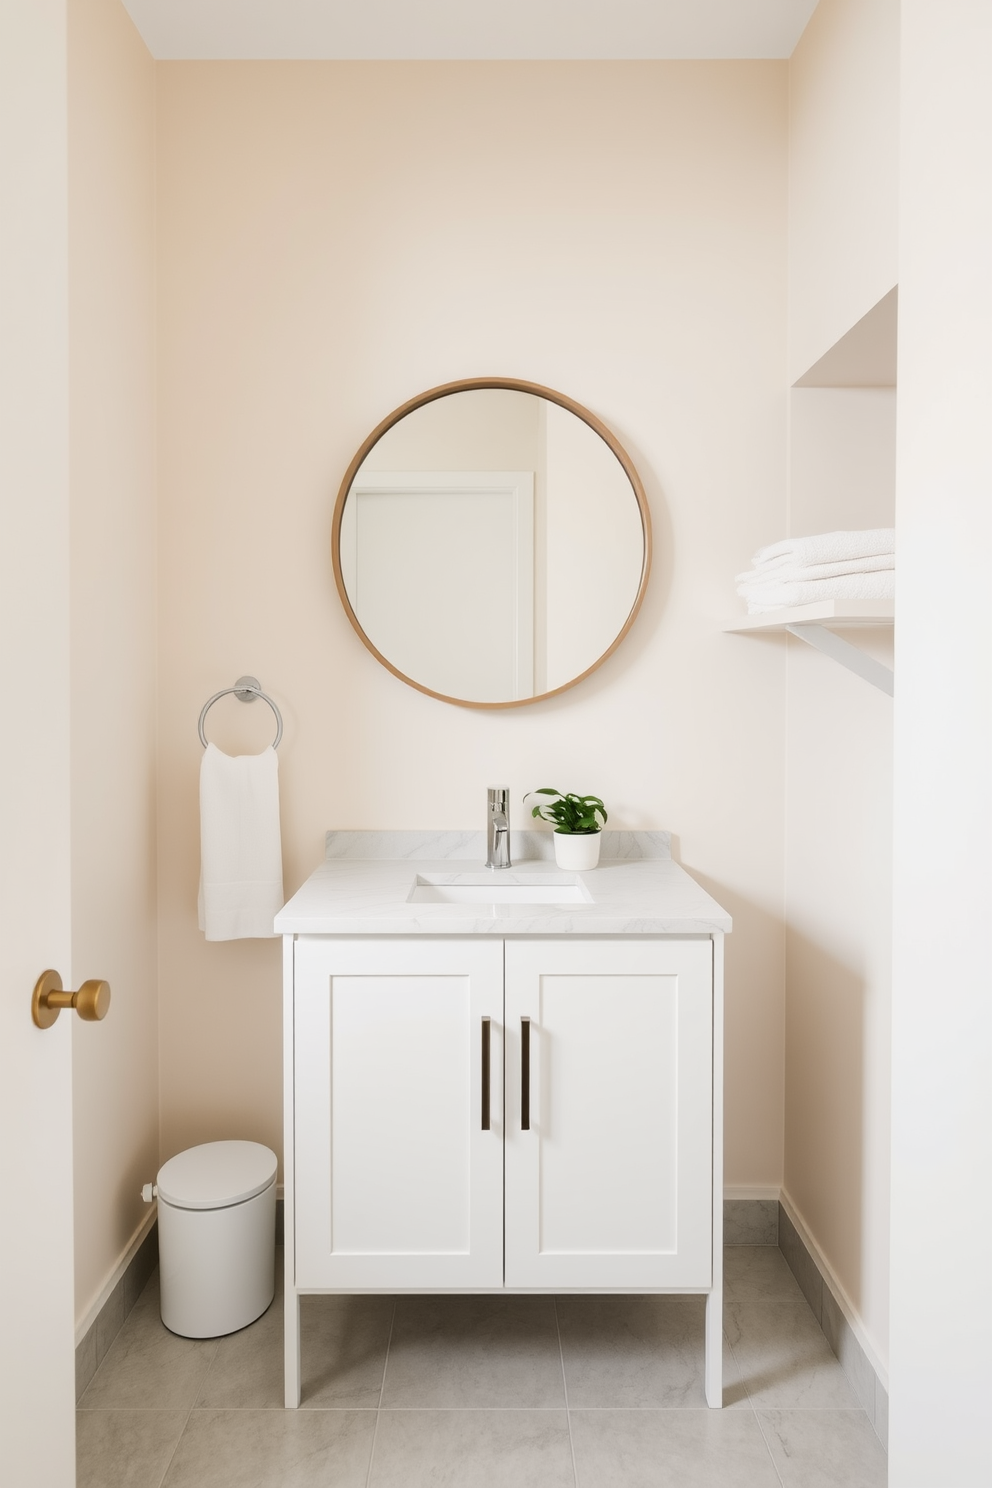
[486,786,511,869]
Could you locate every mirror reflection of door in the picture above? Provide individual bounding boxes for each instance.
[333,383,650,707]
[341,472,534,703]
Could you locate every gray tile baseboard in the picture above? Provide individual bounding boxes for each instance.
[75,1220,159,1402]
[778,1203,888,1452]
[724,1198,779,1246]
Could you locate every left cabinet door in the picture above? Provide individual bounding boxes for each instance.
[293,937,504,1289]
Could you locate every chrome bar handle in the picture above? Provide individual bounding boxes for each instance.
[521,1017,531,1130]
[481,1017,491,1131]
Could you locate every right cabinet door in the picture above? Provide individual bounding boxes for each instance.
[504,938,713,1290]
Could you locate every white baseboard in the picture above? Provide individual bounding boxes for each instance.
[74,1205,157,1347]
[779,1187,888,1392]
[724,1184,781,1201]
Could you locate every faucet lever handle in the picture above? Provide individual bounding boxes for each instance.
[486,786,511,868]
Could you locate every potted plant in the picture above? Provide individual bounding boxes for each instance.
[525,788,608,870]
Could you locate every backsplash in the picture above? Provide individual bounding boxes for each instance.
[323,830,673,861]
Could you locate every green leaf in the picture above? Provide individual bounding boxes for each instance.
[525,786,607,831]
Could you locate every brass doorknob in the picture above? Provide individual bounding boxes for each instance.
[32,970,111,1030]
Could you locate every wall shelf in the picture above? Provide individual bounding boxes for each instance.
[724,600,894,696]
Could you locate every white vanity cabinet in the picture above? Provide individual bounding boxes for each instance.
[283,924,724,1409]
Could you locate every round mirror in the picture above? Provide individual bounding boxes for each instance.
[332,378,651,708]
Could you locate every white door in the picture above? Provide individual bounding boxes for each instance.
[504,938,713,1289]
[0,3,77,1481]
[293,937,504,1289]
[341,471,535,701]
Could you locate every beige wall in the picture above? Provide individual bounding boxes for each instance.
[783,0,900,1377]
[784,389,894,1370]
[155,61,790,1187]
[68,0,159,1330]
[789,0,899,380]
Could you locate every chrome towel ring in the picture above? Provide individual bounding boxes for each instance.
[198,675,283,750]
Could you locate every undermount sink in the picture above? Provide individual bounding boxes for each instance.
[408,876,590,905]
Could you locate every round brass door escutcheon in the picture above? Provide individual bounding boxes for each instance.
[32,970,111,1029]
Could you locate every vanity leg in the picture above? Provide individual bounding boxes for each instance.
[705,933,725,1408]
[285,1288,301,1408]
[705,1282,723,1407]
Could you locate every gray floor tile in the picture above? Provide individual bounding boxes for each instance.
[758,1409,888,1488]
[724,1248,859,1408]
[300,1293,394,1407]
[556,1294,746,1409]
[725,1244,799,1297]
[199,1273,392,1410]
[76,1409,187,1488]
[569,1407,782,1488]
[725,1199,779,1246]
[74,1249,888,1488]
[382,1295,565,1408]
[369,1408,574,1488]
[79,1273,219,1410]
[195,1274,286,1409]
[162,1408,375,1488]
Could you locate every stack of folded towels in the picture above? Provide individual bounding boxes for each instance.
[736,528,895,614]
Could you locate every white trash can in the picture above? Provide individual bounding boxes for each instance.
[144,1140,277,1338]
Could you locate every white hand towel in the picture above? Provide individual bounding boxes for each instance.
[736,552,894,588]
[742,569,895,614]
[198,744,284,941]
[751,528,895,571]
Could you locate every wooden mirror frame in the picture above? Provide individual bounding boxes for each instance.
[331,377,652,709]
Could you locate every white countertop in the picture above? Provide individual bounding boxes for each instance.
[275,831,732,936]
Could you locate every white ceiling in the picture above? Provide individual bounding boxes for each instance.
[121,1,820,61]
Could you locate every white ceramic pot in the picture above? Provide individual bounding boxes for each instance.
[553,830,602,871]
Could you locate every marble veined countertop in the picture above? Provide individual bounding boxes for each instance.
[274,831,732,936]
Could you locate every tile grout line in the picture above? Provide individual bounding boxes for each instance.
[724,1273,787,1488]
[151,1402,195,1488]
[190,1336,221,1412]
[364,1297,396,1488]
[82,1402,875,1414]
[553,1296,580,1488]
[149,1297,219,1488]
[722,1287,756,1411]
[77,1267,205,1488]
[751,1406,787,1488]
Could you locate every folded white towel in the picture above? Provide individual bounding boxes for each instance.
[736,552,894,589]
[751,528,895,571]
[743,569,895,614]
[198,744,284,941]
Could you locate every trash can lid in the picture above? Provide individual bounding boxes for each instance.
[157,1141,277,1211]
